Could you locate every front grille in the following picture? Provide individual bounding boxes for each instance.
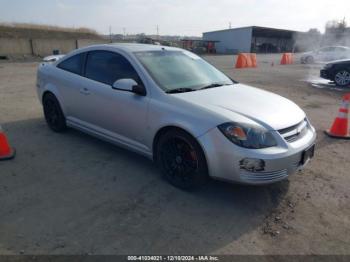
[240,169,288,183]
[320,70,329,79]
[278,119,308,143]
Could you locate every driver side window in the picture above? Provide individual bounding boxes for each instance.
[85,51,141,86]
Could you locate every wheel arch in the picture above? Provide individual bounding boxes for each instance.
[41,87,67,116]
[152,125,208,166]
[42,90,54,102]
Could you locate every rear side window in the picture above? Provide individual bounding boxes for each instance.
[57,53,84,75]
[85,51,140,85]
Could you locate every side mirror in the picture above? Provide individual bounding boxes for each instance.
[132,84,147,96]
[112,79,146,96]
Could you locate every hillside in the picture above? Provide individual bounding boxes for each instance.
[0,23,102,39]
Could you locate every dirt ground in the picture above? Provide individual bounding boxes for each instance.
[0,54,349,255]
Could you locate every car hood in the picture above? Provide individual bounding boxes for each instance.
[326,58,350,65]
[173,84,305,131]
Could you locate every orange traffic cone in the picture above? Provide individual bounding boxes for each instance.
[235,53,248,68]
[280,53,287,65]
[0,125,15,161]
[280,53,293,65]
[235,53,256,68]
[250,53,257,67]
[289,53,294,64]
[324,93,350,139]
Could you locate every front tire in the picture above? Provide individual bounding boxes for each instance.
[156,129,208,190]
[305,56,314,64]
[334,69,350,87]
[43,93,67,132]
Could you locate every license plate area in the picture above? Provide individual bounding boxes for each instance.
[301,144,315,165]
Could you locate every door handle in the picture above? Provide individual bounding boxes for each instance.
[80,87,90,95]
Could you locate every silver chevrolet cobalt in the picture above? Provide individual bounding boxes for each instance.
[37,44,316,189]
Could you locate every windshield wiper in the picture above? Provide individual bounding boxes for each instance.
[166,87,196,94]
[166,83,232,94]
[199,83,231,90]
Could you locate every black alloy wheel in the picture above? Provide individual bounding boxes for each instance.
[334,69,350,87]
[43,93,67,132]
[157,130,208,190]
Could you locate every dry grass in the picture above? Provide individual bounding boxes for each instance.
[0,22,98,35]
[0,22,102,39]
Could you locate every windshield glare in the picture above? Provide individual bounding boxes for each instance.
[134,50,233,92]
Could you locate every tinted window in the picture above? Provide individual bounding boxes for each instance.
[85,51,140,85]
[57,53,84,75]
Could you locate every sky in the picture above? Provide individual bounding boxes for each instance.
[0,0,349,36]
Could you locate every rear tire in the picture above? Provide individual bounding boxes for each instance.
[43,93,67,132]
[156,129,208,190]
[334,69,350,87]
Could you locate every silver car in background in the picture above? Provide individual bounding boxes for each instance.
[300,46,350,64]
[37,44,316,189]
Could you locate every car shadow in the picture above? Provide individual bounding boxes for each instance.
[0,118,289,254]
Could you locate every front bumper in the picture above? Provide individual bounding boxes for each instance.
[197,125,317,185]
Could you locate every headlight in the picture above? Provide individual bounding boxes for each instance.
[324,63,333,69]
[218,122,277,149]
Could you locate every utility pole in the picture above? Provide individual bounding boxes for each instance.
[156,25,159,40]
[109,26,113,43]
[123,27,126,40]
[229,22,232,29]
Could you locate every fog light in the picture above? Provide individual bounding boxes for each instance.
[239,158,265,172]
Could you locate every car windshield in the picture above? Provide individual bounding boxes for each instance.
[134,50,234,92]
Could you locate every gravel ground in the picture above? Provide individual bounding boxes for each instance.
[0,54,349,255]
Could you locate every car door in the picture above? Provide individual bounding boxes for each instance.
[55,52,87,117]
[315,47,329,61]
[322,47,336,61]
[76,50,149,152]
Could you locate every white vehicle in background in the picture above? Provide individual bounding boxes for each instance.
[300,46,350,64]
[42,54,65,63]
